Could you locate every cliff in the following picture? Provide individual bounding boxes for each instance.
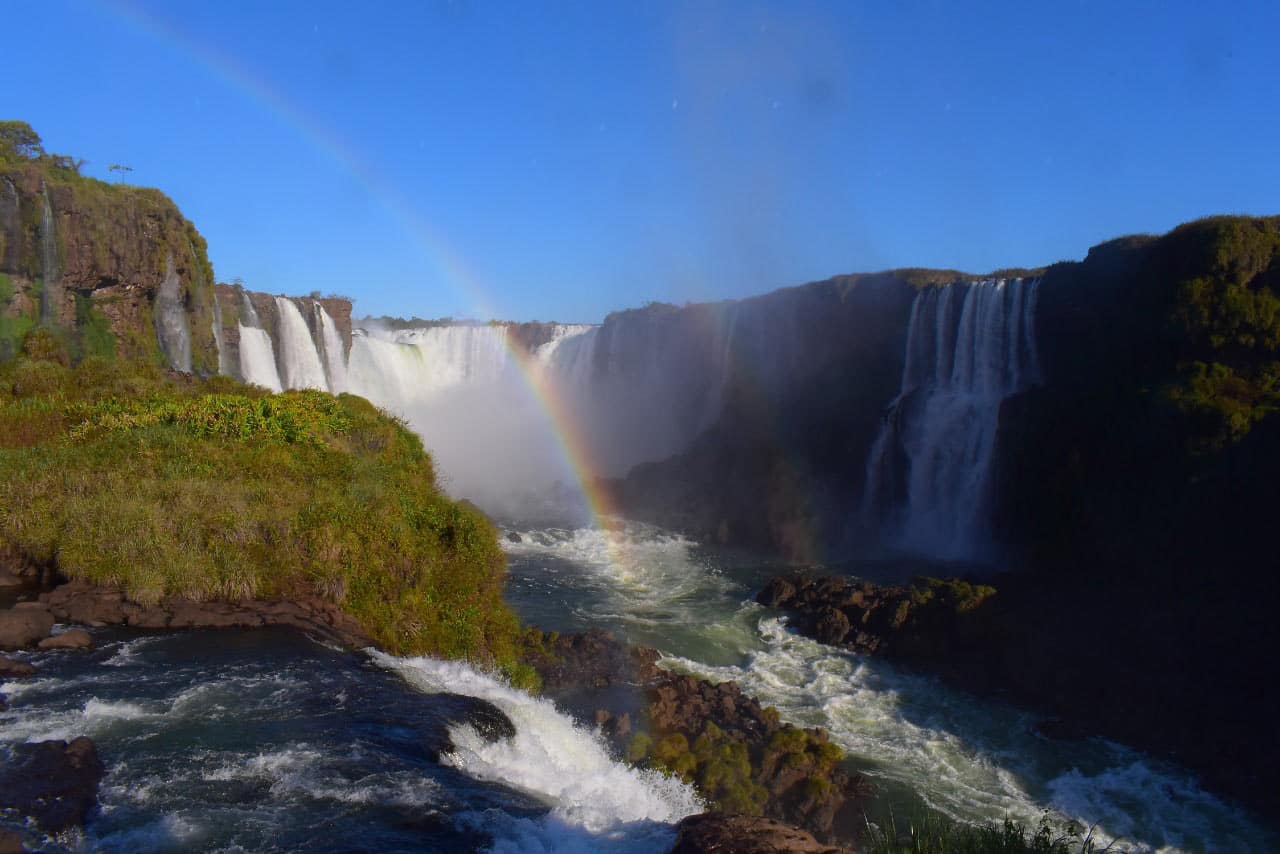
[0,153,220,372]
[605,271,948,561]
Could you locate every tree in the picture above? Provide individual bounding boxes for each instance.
[0,120,43,159]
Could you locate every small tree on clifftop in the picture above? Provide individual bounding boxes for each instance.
[0,121,44,160]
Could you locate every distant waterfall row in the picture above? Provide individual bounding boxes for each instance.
[862,278,1042,560]
[227,302,734,506]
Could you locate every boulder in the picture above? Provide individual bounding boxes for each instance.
[0,737,105,832]
[814,607,851,646]
[669,813,850,854]
[38,628,93,651]
[0,655,36,677]
[0,829,24,854]
[0,608,53,649]
[757,576,798,608]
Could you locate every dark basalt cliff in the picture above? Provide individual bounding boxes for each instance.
[0,159,220,371]
[605,271,934,562]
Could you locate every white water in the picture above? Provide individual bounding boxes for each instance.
[238,326,283,392]
[274,297,330,391]
[371,650,702,851]
[862,278,1041,559]
[504,526,1275,854]
[316,304,347,394]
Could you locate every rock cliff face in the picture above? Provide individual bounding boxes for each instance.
[605,270,946,561]
[0,161,220,371]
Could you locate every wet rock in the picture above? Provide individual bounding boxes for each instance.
[423,694,517,761]
[814,606,850,645]
[670,813,850,853]
[0,736,105,832]
[38,628,93,651]
[0,608,53,649]
[0,655,36,677]
[506,531,522,543]
[0,571,21,588]
[757,576,798,608]
[39,581,372,648]
[526,628,652,695]
[0,829,24,854]
[595,709,632,741]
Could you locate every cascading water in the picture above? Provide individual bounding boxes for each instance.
[274,297,329,391]
[315,303,347,394]
[862,278,1041,559]
[153,253,193,373]
[37,182,59,325]
[237,293,283,392]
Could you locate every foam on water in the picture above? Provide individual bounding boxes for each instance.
[371,650,702,848]
[661,615,1271,853]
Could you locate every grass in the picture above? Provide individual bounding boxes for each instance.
[863,810,1128,854]
[0,350,536,687]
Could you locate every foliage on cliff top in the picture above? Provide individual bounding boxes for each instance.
[0,353,531,682]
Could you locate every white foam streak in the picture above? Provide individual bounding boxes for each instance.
[237,324,283,392]
[370,651,702,837]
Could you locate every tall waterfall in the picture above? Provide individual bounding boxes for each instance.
[238,294,283,393]
[274,297,329,390]
[862,278,1041,559]
[315,304,347,394]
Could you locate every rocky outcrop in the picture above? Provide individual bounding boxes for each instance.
[0,159,220,371]
[37,627,92,650]
[757,573,999,667]
[0,606,53,649]
[670,813,851,854]
[526,630,870,845]
[39,580,372,648]
[0,736,105,832]
[0,655,35,677]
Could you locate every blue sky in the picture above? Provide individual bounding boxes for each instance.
[5,1,1278,321]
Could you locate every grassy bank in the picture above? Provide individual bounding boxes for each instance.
[0,338,533,684]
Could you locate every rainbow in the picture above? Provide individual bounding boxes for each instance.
[92,0,625,530]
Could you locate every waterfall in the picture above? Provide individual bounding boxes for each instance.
[274,297,329,390]
[862,278,1041,559]
[38,182,59,325]
[154,253,193,372]
[237,292,283,392]
[315,303,347,394]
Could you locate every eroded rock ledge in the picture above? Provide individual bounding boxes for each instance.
[39,580,372,649]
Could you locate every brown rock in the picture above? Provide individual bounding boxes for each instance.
[0,655,36,677]
[814,607,851,646]
[0,608,53,649]
[0,736,105,832]
[38,628,93,650]
[0,829,24,854]
[669,813,851,854]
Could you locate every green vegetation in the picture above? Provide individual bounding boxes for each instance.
[628,722,772,814]
[2,120,220,370]
[0,349,532,683]
[909,577,997,613]
[863,810,1122,854]
[1155,217,1280,450]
